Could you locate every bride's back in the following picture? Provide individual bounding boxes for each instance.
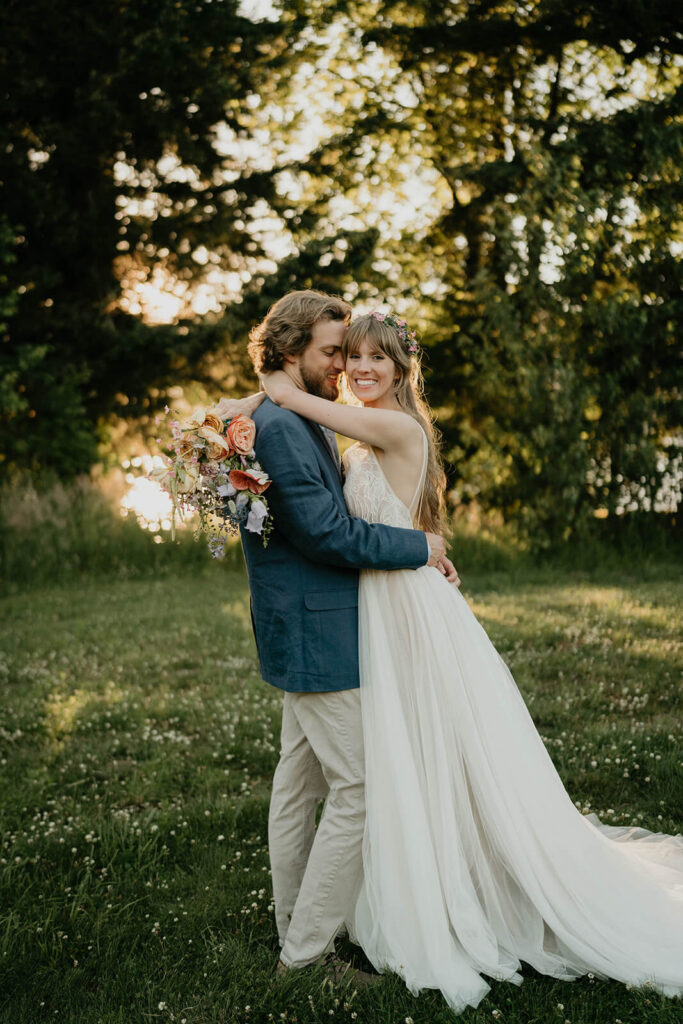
[343,432,428,530]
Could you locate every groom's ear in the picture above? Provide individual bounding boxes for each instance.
[283,353,298,366]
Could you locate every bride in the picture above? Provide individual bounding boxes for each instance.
[255,310,683,1013]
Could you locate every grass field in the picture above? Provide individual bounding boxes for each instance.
[0,562,681,1024]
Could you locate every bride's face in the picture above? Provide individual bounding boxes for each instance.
[346,337,398,405]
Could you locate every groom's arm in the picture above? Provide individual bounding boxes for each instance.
[256,418,429,571]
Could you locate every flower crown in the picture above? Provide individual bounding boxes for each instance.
[368,311,419,354]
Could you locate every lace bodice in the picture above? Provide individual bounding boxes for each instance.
[343,437,426,530]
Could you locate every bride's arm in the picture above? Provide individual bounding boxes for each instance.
[262,371,421,451]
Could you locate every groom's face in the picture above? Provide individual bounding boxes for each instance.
[298,319,347,401]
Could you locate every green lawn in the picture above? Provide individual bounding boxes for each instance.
[0,566,681,1024]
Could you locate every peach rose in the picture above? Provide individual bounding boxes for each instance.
[227,415,256,455]
[198,425,232,461]
[228,468,271,495]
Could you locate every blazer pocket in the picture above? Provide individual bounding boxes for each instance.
[304,591,359,611]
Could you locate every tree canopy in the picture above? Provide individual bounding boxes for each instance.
[297,0,682,540]
[0,0,306,472]
[2,0,681,541]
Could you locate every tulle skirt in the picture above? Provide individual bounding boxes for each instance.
[348,565,683,1014]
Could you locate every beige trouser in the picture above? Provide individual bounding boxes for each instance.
[269,688,365,968]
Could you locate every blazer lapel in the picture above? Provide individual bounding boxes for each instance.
[305,420,343,485]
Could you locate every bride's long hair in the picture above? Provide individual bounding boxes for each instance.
[343,314,447,534]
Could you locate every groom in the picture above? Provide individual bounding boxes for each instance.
[231,289,454,977]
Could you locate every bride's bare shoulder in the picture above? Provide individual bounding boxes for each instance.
[391,411,426,450]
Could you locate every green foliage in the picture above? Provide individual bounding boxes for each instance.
[0,217,19,335]
[302,0,683,544]
[0,474,238,590]
[2,465,678,593]
[440,98,683,543]
[0,217,46,437]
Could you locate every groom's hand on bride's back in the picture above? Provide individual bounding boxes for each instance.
[425,532,445,566]
[423,532,446,565]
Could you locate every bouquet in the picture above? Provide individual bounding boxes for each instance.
[150,405,272,556]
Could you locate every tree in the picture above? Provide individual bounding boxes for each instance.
[301,0,683,541]
[0,0,306,476]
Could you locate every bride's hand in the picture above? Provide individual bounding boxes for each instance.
[438,555,460,586]
[210,392,265,421]
[260,370,297,407]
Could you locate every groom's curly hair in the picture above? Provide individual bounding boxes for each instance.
[248,289,352,373]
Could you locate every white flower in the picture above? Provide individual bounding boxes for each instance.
[217,481,236,497]
[187,406,206,428]
[245,499,268,535]
[149,461,174,489]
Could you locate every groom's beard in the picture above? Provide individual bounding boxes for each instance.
[300,364,340,401]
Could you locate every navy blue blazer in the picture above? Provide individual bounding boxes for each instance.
[239,398,428,692]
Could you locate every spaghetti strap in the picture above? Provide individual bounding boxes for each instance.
[409,429,428,527]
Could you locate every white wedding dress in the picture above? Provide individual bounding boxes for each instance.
[342,435,683,1014]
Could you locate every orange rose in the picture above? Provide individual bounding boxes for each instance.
[202,412,223,434]
[226,415,256,455]
[198,425,232,461]
[228,468,271,495]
